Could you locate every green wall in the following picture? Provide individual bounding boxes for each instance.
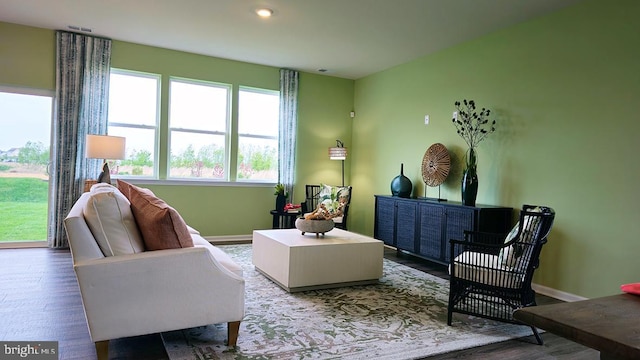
[350,0,640,298]
[109,43,354,233]
[0,22,355,237]
[0,22,55,90]
[295,73,354,198]
[3,0,637,298]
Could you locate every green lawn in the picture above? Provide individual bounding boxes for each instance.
[0,178,48,241]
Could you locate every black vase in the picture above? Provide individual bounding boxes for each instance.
[275,194,287,213]
[461,168,478,206]
[461,148,478,206]
[390,163,412,198]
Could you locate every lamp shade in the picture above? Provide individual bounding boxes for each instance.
[329,147,347,160]
[86,135,126,160]
[328,140,347,160]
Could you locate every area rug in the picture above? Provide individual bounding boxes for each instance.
[162,244,533,359]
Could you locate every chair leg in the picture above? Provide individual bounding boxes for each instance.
[531,326,544,345]
[95,340,109,360]
[227,321,241,347]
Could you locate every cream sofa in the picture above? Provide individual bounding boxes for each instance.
[64,183,245,360]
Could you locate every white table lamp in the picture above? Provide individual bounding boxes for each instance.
[86,134,126,184]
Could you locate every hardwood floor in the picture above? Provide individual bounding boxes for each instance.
[385,249,598,360]
[0,246,598,359]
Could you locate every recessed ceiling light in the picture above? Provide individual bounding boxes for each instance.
[318,69,328,73]
[256,8,273,18]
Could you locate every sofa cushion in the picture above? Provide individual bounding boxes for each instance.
[117,180,193,250]
[498,222,521,268]
[82,183,145,256]
[498,207,543,269]
[318,183,350,215]
[452,251,524,288]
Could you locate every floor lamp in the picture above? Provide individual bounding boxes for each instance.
[328,140,347,186]
[86,134,126,185]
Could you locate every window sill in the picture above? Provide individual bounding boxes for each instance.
[115,177,276,188]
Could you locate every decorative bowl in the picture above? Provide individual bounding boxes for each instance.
[295,218,335,238]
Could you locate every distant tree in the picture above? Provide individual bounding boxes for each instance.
[171,145,197,168]
[197,144,224,168]
[238,144,276,178]
[17,141,49,165]
[250,146,276,172]
[127,149,152,167]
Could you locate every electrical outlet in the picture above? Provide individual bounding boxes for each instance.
[424,115,430,125]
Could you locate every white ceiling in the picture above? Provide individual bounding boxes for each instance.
[0,0,583,79]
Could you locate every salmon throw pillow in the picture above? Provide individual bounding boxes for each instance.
[117,180,193,250]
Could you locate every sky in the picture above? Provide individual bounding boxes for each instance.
[0,92,52,151]
[0,76,279,158]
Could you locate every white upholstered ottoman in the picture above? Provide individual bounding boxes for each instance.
[252,228,384,292]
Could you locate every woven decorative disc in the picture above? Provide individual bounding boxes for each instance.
[422,143,451,187]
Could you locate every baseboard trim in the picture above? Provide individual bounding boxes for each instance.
[201,237,587,302]
[0,241,48,249]
[532,283,588,302]
[203,234,252,244]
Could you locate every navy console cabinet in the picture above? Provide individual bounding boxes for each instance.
[374,195,513,265]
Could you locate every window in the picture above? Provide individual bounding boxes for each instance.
[237,87,279,182]
[0,89,53,243]
[107,69,160,177]
[168,78,231,180]
[107,68,280,183]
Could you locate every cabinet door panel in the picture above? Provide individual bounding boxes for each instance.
[396,201,417,252]
[444,207,475,262]
[419,204,444,260]
[374,197,396,246]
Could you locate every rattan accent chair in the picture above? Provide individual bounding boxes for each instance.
[447,204,555,344]
[300,184,352,230]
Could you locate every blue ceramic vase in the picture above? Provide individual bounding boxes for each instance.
[390,163,412,198]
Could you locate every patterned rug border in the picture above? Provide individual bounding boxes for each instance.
[162,244,533,360]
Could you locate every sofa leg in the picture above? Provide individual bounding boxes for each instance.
[95,340,109,360]
[227,321,241,347]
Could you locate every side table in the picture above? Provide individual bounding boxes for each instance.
[270,210,300,229]
[513,294,640,359]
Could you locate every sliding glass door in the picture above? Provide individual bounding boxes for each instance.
[0,89,53,246]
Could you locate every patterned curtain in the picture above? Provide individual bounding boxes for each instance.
[278,69,299,202]
[48,31,112,248]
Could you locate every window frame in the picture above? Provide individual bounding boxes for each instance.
[106,67,281,186]
[107,68,161,179]
[236,86,280,183]
[0,85,54,246]
[167,76,232,181]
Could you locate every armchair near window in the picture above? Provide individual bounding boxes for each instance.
[300,184,352,230]
[447,204,555,344]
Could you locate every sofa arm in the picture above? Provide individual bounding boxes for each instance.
[74,246,245,342]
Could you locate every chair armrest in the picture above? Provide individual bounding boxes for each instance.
[449,230,509,261]
[450,230,507,249]
[74,247,244,342]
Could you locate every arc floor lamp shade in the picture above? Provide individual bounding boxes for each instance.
[329,140,347,186]
[86,134,126,184]
[329,140,347,160]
